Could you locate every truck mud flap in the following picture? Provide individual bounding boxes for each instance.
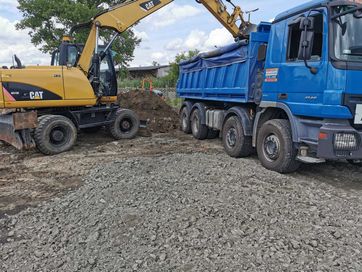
[0,112,37,150]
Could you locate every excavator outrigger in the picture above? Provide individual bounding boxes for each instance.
[0,0,255,155]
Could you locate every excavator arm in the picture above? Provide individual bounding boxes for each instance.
[196,0,247,39]
[77,0,173,75]
[77,0,251,75]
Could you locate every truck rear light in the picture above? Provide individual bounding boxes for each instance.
[319,132,328,140]
[334,133,360,151]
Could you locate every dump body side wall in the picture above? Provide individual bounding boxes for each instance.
[177,25,270,104]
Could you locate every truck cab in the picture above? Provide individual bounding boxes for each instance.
[177,0,362,173]
[261,0,362,161]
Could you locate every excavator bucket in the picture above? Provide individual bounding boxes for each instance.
[0,111,37,150]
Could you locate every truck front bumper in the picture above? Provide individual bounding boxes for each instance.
[317,123,362,160]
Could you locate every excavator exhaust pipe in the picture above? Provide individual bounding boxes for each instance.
[0,111,37,150]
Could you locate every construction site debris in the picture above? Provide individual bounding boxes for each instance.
[118,90,179,134]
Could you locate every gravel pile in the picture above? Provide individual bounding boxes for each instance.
[1,153,362,271]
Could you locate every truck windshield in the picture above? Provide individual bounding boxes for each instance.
[333,5,362,62]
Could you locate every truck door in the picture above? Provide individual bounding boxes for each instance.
[270,9,328,117]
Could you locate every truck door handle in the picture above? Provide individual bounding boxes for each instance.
[278,93,288,100]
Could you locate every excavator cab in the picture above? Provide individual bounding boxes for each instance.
[50,41,118,97]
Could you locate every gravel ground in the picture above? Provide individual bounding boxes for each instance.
[1,152,362,272]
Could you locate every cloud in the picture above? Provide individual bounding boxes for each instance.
[0,0,18,9]
[0,0,18,16]
[165,27,234,52]
[142,3,201,28]
[133,27,235,66]
[165,38,183,51]
[0,16,49,66]
[133,30,149,41]
[204,28,234,49]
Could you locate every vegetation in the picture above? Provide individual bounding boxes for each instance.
[118,49,200,89]
[165,50,200,87]
[17,0,140,66]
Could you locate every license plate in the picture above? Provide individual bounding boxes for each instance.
[354,104,362,124]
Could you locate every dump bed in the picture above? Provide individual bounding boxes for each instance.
[177,23,271,104]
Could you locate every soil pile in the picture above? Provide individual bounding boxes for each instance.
[118,90,179,133]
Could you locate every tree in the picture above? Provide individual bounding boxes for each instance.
[16,0,141,66]
[152,61,160,67]
[166,50,199,87]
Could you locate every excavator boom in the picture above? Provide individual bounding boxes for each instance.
[77,0,250,75]
[77,0,173,74]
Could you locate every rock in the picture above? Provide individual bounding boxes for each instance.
[34,250,43,258]
[332,231,342,240]
[159,253,167,262]
[310,240,318,248]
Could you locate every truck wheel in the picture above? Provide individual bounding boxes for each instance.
[222,116,252,158]
[34,115,77,155]
[180,106,191,134]
[257,119,300,173]
[108,109,140,140]
[347,159,362,166]
[191,108,208,140]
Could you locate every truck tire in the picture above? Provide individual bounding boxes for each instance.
[222,116,252,158]
[108,109,140,140]
[191,108,208,140]
[257,119,300,173]
[347,159,362,166]
[180,106,191,134]
[34,115,77,155]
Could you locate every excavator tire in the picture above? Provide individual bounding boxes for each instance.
[34,115,77,155]
[108,109,140,140]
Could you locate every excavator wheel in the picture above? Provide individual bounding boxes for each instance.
[108,109,140,140]
[34,115,77,155]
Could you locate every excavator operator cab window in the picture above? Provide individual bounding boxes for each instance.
[67,46,79,66]
[99,49,117,97]
[51,44,82,67]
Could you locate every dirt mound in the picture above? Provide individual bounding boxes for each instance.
[118,90,179,133]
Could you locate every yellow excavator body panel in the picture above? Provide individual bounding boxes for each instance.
[0,66,97,109]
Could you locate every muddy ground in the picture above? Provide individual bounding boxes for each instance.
[1,130,362,219]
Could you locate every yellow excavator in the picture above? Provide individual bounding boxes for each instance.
[0,0,253,155]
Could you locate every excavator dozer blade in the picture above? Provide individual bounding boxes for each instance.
[0,112,37,150]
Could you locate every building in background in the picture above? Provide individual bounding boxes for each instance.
[116,65,170,79]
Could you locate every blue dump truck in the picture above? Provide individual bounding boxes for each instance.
[177,0,362,173]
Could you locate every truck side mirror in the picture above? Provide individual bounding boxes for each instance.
[257,44,267,61]
[298,17,315,61]
[298,16,318,74]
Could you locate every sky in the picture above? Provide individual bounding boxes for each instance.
[0,0,311,67]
